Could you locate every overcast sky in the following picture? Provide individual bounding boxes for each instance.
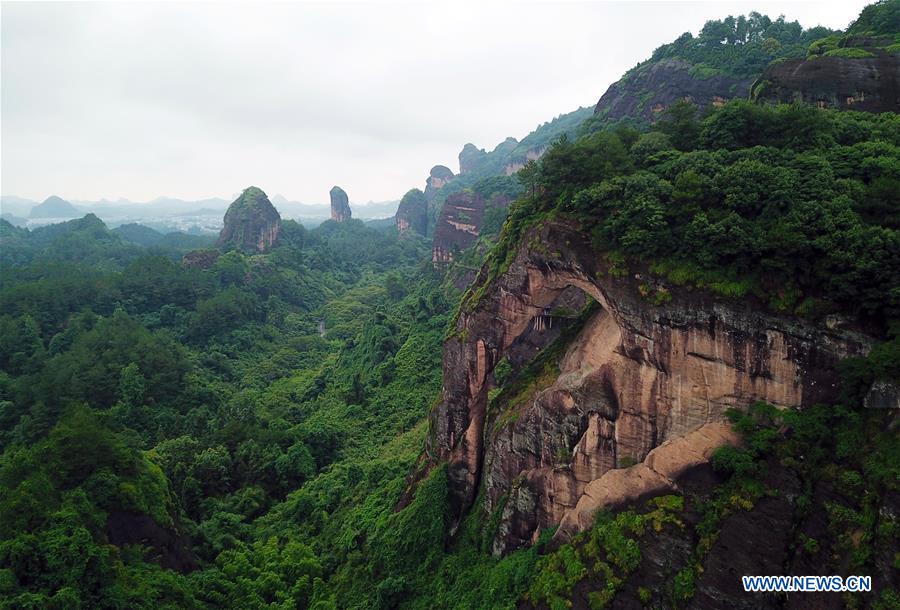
[1,0,869,205]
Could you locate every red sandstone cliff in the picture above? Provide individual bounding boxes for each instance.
[424,221,871,554]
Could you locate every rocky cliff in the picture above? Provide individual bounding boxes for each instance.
[752,40,900,112]
[593,58,750,124]
[459,144,488,176]
[395,188,428,235]
[215,186,281,253]
[425,221,871,554]
[431,191,485,266]
[424,165,455,203]
[330,186,352,222]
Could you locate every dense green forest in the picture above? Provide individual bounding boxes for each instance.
[1,2,899,608]
[2,97,898,609]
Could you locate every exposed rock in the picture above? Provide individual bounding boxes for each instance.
[594,58,752,123]
[424,220,871,552]
[431,190,512,267]
[752,48,900,112]
[459,143,487,175]
[504,146,546,176]
[554,421,740,543]
[215,186,281,253]
[395,188,428,235]
[431,191,483,266]
[518,456,864,609]
[425,165,455,203]
[330,186,352,222]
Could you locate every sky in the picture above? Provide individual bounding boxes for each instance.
[1,0,870,205]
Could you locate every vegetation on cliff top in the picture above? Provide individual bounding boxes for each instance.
[634,12,838,79]
[483,100,900,327]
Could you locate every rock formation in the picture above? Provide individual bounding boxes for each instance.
[431,192,484,266]
[594,57,751,123]
[424,221,871,554]
[395,188,428,235]
[431,190,514,267]
[752,41,900,112]
[503,146,546,176]
[424,165,455,203]
[330,186,352,222]
[458,143,487,175]
[216,186,281,253]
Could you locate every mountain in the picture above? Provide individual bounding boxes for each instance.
[752,0,900,111]
[113,223,216,252]
[29,195,81,218]
[0,213,28,228]
[329,186,352,222]
[0,2,898,609]
[0,195,37,216]
[419,14,840,260]
[215,186,282,252]
[587,13,839,130]
[113,222,167,246]
[395,188,428,235]
[405,5,899,604]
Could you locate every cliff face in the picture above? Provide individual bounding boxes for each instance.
[330,186,352,222]
[426,221,870,554]
[424,165,455,203]
[216,186,281,253]
[459,144,487,175]
[594,58,751,123]
[753,45,900,112]
[431,191,485,266]
[395,188,428,235]
[431,191,512,266]
[503,146,545,176]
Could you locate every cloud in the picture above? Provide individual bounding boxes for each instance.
[1,0,868,204]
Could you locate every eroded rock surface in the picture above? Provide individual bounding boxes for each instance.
[426,221,871,553]
[395,188,428,235]
[431,191,486,266]
[594,58,751,123]
[216,186,281,253]
[424,165,455,203]
[753,46,900,112]
[330,186,352,222]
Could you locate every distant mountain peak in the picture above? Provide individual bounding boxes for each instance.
[29,196,80,219]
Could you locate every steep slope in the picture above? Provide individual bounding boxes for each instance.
[423,13,840,265]
[413,61,899,568]
[753,1,900,111]
[424,165,455,203]
[588,13,839,129]
[428,221,871,552]
[330,186,352,222]
[395,188,428,235]
[216,186,281,253]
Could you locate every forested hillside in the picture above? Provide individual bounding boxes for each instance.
[0,2,898,609]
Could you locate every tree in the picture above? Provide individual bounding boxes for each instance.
[656,100,701,151]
